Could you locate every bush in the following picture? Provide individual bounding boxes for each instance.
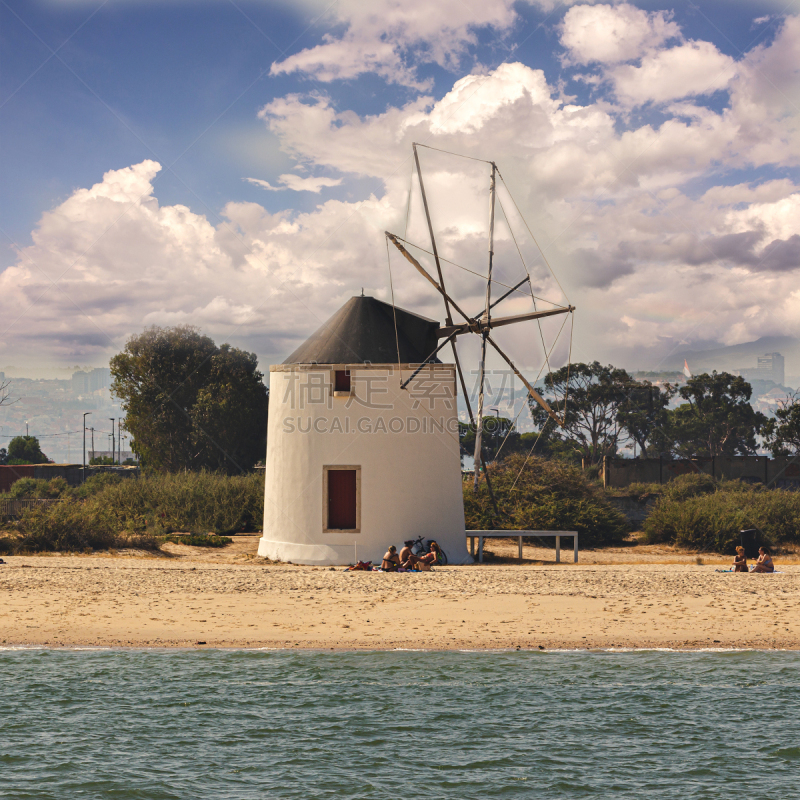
[68,472,123,500]
[10,501,158,554]
[464,453,628,547]
[1,470,263,553]
[4,477,69,500]
[164,533,233,547]
[97,470,264,535]
[644,483,800,553]
[660,473,718,502]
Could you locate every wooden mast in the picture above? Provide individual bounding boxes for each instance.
[473,162,497,491]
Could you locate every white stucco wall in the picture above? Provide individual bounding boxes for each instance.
[258,363,472,565]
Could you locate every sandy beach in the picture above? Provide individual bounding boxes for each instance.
[2,536,799,650]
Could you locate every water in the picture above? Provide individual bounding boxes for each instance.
[1,649,799,799]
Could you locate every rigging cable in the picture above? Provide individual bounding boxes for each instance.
[496,192,556,397]
[494,175,573,427]
[404,157,414,241]
[497,169,570,304]
[562,310,575,421]
[390,234,566,307]
[509,416,553,494]
[491,309,571,464]
[386,235,403,382]
[413,142,493,165]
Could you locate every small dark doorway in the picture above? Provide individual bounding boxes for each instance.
[327,468,358,530]
[334,370,351,393]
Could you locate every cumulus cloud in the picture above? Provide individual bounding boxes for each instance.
[560,3,681,65]
[3,16,800,372]
[610,40,736,105]
[561,4,738,108]
[271,0,527,87]
[0,161,409,365]
[244,174,342,192]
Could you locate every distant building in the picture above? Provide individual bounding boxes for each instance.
[89,367,110,392]
[71,367,111,395]
[739,352,785,386]
[757,352,785,385]
[89,450,137,463]
[72,370,89,394]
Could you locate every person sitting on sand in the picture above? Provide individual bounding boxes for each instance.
[733,546,748,573]
[750,546,774,573]
[382,545,401,572]
[399,540,419,569]
[418,540,443,566]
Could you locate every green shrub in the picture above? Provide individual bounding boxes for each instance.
[11,501,158,554]
[4,476,69,500]
[164,533,233,547]
[660,473,718,502]
[1,470,263,552]
[464,453,628,547]
[644,486,800,553]
[97,470,264,535]
[68,472,124,499]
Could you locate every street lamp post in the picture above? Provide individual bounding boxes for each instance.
[109,418,115,466]
[83,412,91,483]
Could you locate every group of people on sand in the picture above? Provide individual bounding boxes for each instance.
[381,540,443,572]
[732,546,775,573]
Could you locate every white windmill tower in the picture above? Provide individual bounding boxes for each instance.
[258,144,573,566]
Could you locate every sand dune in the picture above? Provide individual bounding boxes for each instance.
[1,536,798,650]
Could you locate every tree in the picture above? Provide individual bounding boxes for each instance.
[668,372,766,457]
[617,380,675,457]
[764,391,800,456]
[459,416,518,464]
[0,447,7,465]
[529,362,630,465]
[7,435,50,464]
[0,378,14,407]
[110,326,268,473]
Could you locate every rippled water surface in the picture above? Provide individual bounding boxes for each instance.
[2,649,799,799]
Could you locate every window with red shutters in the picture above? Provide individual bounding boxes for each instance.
[327,469,357,530]
[334,370,351,393]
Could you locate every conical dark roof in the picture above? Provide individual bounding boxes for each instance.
[283,296,441,365]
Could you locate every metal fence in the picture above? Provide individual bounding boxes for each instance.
[0,499,63,519]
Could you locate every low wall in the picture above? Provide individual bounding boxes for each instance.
[603,455,800,490]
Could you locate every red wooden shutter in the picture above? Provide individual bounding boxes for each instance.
[334,370,351,392]
[328,469,357,529]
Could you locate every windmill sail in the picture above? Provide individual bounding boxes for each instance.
[385,144,575,493]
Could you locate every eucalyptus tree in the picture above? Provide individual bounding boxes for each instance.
[529,361,630,465]
[111,326,268,474]
[668,372,766,457]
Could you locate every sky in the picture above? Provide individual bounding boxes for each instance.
[1,0,799,383]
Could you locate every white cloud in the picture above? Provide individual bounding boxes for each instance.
[610,40,737,106]
[3,17,800,373]
[428,63,558,135]
[560,3,680,65]
[270,0,526,87]
[244,174,342,192]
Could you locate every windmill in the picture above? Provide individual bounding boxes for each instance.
[385,143,575,493]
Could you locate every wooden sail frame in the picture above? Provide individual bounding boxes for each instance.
[386,143,574,493]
